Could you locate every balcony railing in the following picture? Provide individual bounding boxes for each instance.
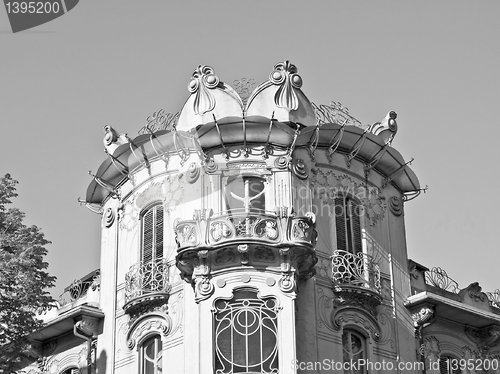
[124,259,171,314]
[174,209,316,251]
[58,270,100,307]
[331,250,381,294]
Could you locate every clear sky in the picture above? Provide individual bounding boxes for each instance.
[1,1,499,297]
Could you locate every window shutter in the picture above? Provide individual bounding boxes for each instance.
[142,208,154,264]
[155,205,164,260]
[334,197,347,252]
[350,200,362,255]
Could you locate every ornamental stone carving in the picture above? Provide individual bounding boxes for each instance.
[269,61,303,111]
[311,169,386,226]
[126,314,172,350]
[389,196,403,216]
[187,162,200,184]
[103,207,115,228]
[411,306,435,338]
[292,158,308,180]
[423,336,441,361]
[465,325,500,357]
[188,65,220,115]
[460,282,487,303]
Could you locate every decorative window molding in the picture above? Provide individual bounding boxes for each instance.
[119,175,184,232]
[311,169,386,226]
[213,289,279,374]
[127,313,171,351]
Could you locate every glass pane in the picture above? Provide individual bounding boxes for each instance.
[214,291,278,374]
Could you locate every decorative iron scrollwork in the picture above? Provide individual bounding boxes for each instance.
[124,259,171,304]
[331,250,381,294]
[425,267,459,294]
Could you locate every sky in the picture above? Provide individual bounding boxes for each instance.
[1,1,499,297]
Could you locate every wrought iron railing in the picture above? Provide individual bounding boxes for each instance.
[486,290,500,309]
[174,209,315,250]
[58,270,100,307]
[424,267,459,294]
[125,259,170,302]
[331,250,381,293]
[424,267,500,309]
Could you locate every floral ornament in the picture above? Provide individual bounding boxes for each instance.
[311,169,386,226]
[188,65,220,115]
[269,61,303,111]
[119,200,140,232]
[163,175,184,212]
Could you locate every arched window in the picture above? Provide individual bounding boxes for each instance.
[214,290,279,373]
[334,196,362,254]
[140,335,163,374]
[141,204,165,293]
[439,356,462,374]
[342,329,367,374]
[225,176,265,213]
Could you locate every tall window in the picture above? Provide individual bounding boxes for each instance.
[439,356,462,374]
[225,176,265,213]
[342,330,366,374]
[140,335,163,374]
[142,204,164,263]
[214,290,279,373]
[334,196,362,254]
[141,204,164,292]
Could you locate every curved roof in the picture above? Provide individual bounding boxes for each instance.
[85,60,419,206]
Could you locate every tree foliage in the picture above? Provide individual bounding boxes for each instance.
[0,174,56,372]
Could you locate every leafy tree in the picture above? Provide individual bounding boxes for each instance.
[0,174,56,372]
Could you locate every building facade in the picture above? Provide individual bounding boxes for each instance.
[17,61,500,374]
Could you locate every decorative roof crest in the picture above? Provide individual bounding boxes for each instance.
[269,60,303,111]
[188,65,220,115]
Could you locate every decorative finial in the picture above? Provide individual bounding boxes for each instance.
[269,61,303,111]
[103,125,129,155]
[188,65,220,115]
[369,111,398,145]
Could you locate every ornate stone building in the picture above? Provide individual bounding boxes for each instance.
[17,61,500,374]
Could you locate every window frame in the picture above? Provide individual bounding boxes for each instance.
[223,175,266,214]
[213,288,279,374]
[342,328,368,374]
[140,203,165,265]
[333,195,364,255]
[139,334,163,374]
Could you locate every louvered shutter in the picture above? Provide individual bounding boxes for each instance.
[350,200,362,255]
[142,208,154,264]
[155,205,164,260]
[334,197,347,252]
[439,357,461,374]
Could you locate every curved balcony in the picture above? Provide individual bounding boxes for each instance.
[331,250,381,310]
[174,209,317,288]
[174,209,316,251]
[123,259,171,315]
